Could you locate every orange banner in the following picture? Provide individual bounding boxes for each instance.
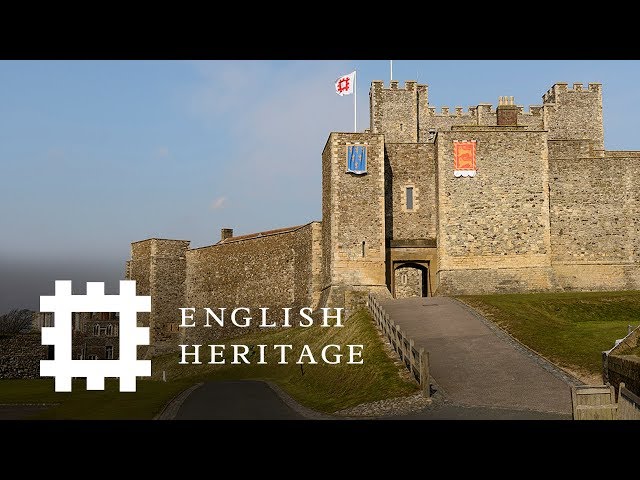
[453,140,477,177]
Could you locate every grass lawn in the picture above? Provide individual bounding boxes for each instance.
[152,308,418,413]
[458,291,640,381]
[0,378,195,419]
[0,309,417,419]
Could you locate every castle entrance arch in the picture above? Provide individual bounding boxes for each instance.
[394,262,429,298]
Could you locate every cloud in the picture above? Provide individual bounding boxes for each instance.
[47,147,65,161]
[210,196,226,210]
[155,146,170,158]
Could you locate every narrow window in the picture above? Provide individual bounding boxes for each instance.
[93,324,100,336]
[106,324,113,336]
[400,123,404,131]
[362,241,365,257]
[106,346,113,360]
[406,187,414,210]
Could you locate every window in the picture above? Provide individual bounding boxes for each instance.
[406,187,414,210]
[106,324,114,336]
[105,346,113,360]
[74,313,81,332]
[93,324,100,336]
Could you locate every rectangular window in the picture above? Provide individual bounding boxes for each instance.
[106,346,113,360]
[406,187,414,210]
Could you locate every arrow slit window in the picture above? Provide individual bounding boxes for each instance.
[406,187,414,210]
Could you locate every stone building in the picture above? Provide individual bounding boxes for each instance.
[127,80,640,353]
[33,311,119,360]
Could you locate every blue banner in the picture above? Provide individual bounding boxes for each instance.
[347,145,367,174]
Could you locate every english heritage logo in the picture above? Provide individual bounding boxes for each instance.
[39,280,151,392]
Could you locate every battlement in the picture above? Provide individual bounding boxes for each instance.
[425,104,543,117]
[543,82,602,104]
[371,80,424,92]
[427,106,479,117]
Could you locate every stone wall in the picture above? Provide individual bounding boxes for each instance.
[549,155,640,264]
[548,139,593,159]
[394,265,423,298]
[0,334,48,379]
[439,267,553,295]
[181,222,321,344]
[607,355,640,397]
[436,127,552,294]
[385,143,437,242]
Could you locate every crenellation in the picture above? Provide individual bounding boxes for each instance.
[529,105,543,116]
[543,89,555,104]
[427,106,477,117]
[405,80,417,91]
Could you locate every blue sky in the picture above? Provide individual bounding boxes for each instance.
[2,60,640,311]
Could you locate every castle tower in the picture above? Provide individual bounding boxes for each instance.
[126,238,190,356]
[319,132,389,310]
[370,80,423,143]
[543,82,604,151]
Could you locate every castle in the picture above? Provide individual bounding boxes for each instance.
[126,80,640,353]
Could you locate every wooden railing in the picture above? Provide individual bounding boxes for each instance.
[368,293,430,398]
[618,383,640,420]
[570,382,640,420]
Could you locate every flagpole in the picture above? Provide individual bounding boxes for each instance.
[354,70,357,132]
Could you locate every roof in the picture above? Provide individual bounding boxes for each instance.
[217,224,309,244]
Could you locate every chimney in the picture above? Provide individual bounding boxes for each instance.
[497,95,518,126]
[220,228,233,242]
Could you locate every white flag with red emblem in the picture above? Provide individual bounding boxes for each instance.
[335,71,356,96]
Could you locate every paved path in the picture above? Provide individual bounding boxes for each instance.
[168,379,570,420]
[173,380,305,420]
[378,297,576,414]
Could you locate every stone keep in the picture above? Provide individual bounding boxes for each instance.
[127,79,640,351]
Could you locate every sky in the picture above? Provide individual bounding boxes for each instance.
[2,59,640,312]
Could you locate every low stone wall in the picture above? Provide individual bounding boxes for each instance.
[0,333,48,379]
[607,355,640,397]
[603,325,640,396]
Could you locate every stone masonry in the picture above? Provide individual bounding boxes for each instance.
[126,79,640,353]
